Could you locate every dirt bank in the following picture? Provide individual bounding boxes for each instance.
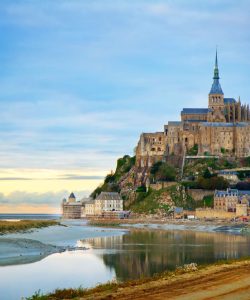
[83,260,250,300]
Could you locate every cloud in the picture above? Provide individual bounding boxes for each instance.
[0,175,104,181]
[0,190,90,207]
[0,0,249,182]
[60,175,104,180]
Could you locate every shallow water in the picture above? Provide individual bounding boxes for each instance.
[0,224,249,300]
[0,213,60,221]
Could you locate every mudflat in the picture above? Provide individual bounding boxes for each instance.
[82,260,250,300]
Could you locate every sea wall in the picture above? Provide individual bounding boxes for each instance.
[196,208,234,219]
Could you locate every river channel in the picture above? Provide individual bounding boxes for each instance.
[0,221,249,300]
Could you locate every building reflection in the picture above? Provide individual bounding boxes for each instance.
[84,230,250,281]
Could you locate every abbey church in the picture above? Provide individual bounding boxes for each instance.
[136,52,250,168]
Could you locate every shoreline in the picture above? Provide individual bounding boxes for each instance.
[26,257,250,300]
[88,218,250,234]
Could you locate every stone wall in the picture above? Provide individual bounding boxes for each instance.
[196,208,235,219]
[149,181,176,190]
[187,189,214,201]
[236,203,248,217]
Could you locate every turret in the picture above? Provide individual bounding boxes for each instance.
[68,192,76,203]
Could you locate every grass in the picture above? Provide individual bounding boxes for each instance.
[0,220,59,234]
[194,195,214,208]
[128,184,198,214]
[26,256,250,300]
[129,189,162,214]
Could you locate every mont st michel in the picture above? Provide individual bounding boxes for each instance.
[0,1,250,300]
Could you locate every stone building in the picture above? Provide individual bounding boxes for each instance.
[82,192,123,217]
[214,188,239,212]
[61,192,83,219]
[136,51,250,169]
[214,188,250,215]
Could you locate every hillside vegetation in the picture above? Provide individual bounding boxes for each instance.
[90,153,250,215]
[129,184,197,215]
[91,155,135,199]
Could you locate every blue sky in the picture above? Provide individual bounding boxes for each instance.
[0,0,249,211]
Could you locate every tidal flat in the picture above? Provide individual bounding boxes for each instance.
[0,220,250,300]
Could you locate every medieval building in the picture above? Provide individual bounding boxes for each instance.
[136,52,250,168]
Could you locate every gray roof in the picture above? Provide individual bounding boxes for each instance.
[215,188,239,197]
[168,121,182,126]
[209,78,224,95]
[201,122,249,128]
[96,192,122,200]
[238,190,250,196]
[69,192,76,198]
[174,207,183,213]
[184,120,207,123]
[181,108,211,115]
[85,200,95,205]
[224,98,236,104]
[218,171,238,175]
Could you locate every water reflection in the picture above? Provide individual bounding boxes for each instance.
[83,230,250,281]
[0,251,115,300]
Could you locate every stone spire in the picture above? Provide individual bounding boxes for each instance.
[209,50,224,95]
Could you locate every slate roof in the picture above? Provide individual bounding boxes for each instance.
[69,192,76,198]
[215,188,239,197]
[168,121,182,126]
[181,108,211,115]
[218,170,238,175]
[184,120,207,123]
[174,207,183,213]
[201,122,249,128]
[209,79,224,95]
[238,190,250,196]
[96,192,122,200]
[224,98,236,104]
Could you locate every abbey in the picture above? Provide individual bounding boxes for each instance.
[136,52,250,168]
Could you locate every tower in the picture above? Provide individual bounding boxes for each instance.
[68,192,76,203]
[208,50,226,122]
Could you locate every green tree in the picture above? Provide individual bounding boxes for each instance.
[150,162,176,182]
[203,168,212,179]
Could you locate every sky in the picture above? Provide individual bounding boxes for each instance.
[0,0,249,213]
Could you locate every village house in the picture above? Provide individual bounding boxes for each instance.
[196,189,250,219]
[214,188,250,213]
[81,192,124,217]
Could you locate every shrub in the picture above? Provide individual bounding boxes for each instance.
[136,186,147,193]
[187,144,198,155]
[197,176,229,190]
[150,162,176,182]
[203,168,212,179]
[221,147,226,154]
